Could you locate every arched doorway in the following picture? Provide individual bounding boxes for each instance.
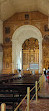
[12,25,42,73]
[22,38,39,71]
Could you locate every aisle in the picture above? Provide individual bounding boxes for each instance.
[20,98,49,111]
[38,81,49,98]
[20,80,49,111]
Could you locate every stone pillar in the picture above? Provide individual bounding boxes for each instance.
[16,45,22,70]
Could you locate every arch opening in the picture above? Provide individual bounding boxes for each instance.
[12,25,42,73]
[22,38,39,71]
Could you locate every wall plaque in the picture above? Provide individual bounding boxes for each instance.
[30,63,39,69]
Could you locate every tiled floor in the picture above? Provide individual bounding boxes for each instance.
[38,81,49,98]
[20,81,49,111]
[30,99,49,111]
[20,99,49,111]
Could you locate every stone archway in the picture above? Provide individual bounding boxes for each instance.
[12,25,42,73]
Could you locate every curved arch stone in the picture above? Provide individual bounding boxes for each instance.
[12,25,42,73]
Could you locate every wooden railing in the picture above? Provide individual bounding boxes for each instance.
[1,103,6,111]
[1,74,45,111]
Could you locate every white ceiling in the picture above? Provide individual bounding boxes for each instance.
[0,0,49,21]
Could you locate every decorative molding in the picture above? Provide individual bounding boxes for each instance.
[22,38,39,50]
[25,14,29,20]
[24,21,29,24]
[5,37,10,43]
[43,35,49,44]
[44,25,49,31]
[5,27,10,34]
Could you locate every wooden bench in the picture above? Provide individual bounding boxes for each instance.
[23,70,32,74]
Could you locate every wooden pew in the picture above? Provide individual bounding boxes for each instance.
[0,73,40,110]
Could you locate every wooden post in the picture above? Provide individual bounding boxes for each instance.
[27,87,30,111]
[1,103,6,111]
[35,81,38,102]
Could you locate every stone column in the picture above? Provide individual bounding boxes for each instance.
[16,45,22,70]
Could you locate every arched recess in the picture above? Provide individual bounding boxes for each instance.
[12,25,42,73]
[22,38,39,70]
